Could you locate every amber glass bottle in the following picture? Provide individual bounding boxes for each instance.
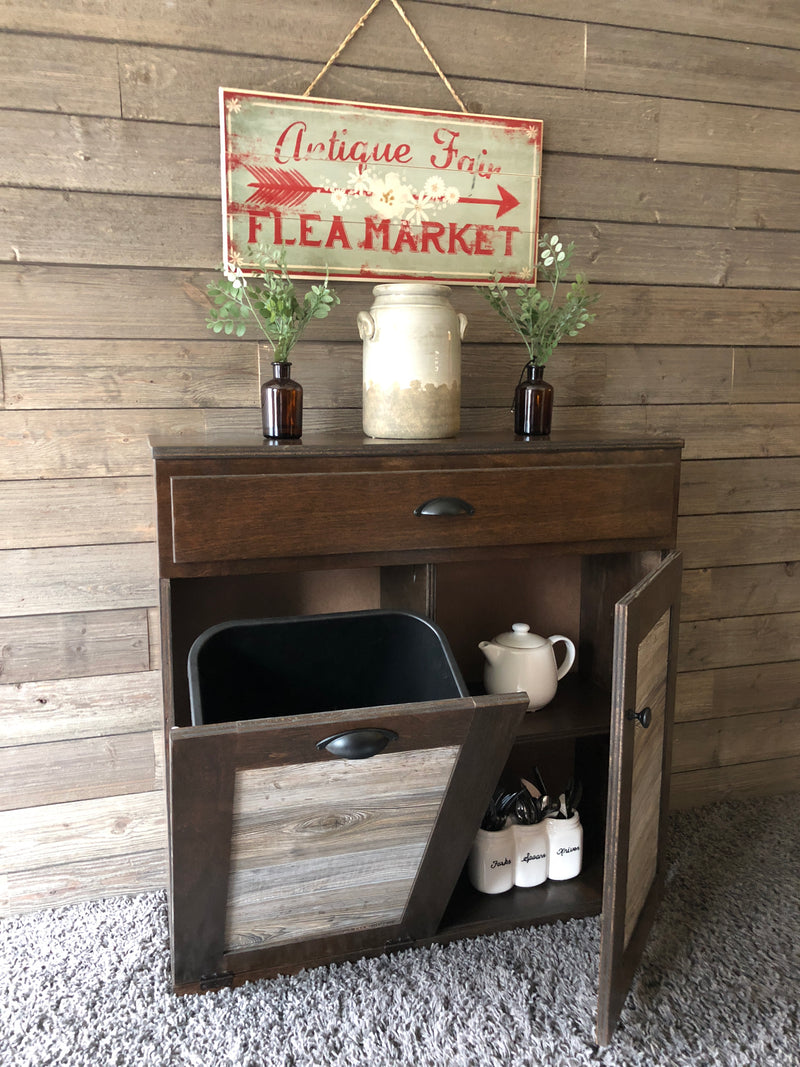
[261,361,303,439]
[514,363,554,436]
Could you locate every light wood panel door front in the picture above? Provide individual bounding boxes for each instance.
[597,550,682,1045]
[169,693,526,992]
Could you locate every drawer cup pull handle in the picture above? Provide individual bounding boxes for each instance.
[317,727,399,759]
[414,497,475,516]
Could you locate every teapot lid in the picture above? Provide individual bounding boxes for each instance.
[494,623,548,649]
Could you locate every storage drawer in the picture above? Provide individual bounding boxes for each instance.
[168,460,677,564]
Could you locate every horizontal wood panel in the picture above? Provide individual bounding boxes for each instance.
[0,542,158,617]
[0,409,211,479]
[672,709,800,773]
[676,661,800,721]
[0,731,161,811]
[681,563,800,621]
[0,848,166,916]
[731,348,800,403]
[0,478,154,549]
[4,402,798,484]
[454,0,800,50]
[677,512,800,568]
[8,0,800,55]
[9,188,800,285]
[680,458,800,515]
[670,755,800,809]
[0,187,219,269]
[0,110,217,196]
[0,33,120,116]
[5,340,797,414]
[0,610,151,685]
[658,97,800,170]
[678,611,800,672]
[2,268,799,346]
[0,790,166,872]
[1,339,259,409]
[587,23,800,111]
[0,671,162,746]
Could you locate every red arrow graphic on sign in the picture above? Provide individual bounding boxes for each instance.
[458,185,520,219]
[243,166,321,210]
[240,163,520,219]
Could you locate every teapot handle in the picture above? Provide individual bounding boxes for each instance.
[548,635,576,680]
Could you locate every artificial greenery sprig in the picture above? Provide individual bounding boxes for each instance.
[480,234,598,367]
[206,245,340,362]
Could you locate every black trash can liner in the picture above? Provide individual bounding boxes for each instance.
[187,609,468,726]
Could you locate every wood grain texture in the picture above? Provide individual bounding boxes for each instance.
[0,730,161,811]
[681,563,800,621]
[225,747,458,950]
[0,790,166,872]
[676,661,800,722]
[678,512,800,568]
[0,0,798,920]
[0,848,166,917]
[0,543,158,617]
[0,610,151,684]
[679,612,800,672]
[670,756,800,810]
[1,340,259,409]
[0,478,154,549]
[586,23,800,110]
[624,610,669,948]
[680,457,800,515]
[672,708,800,774]
[0,671,162,746]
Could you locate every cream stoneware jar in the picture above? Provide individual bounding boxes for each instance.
[478,623,576,710]
[358,283,467,439]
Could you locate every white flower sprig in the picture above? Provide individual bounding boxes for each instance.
[478,233,598,367]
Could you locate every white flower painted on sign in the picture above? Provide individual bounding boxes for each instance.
[226,98,242,114]
[369,172,412,220]
[330,187,349,211]
[322,169,463,224]
[423,175,447,198]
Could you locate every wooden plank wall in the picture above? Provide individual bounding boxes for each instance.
[1,0,798,913]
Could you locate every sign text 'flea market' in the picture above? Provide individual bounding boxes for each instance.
[220,89,542,284]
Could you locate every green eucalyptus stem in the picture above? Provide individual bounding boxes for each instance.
[205,244,339,362]
[477,233,598,368]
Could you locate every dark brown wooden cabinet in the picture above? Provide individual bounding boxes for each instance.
[151,430,682,1044]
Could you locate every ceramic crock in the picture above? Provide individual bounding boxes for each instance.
[358,283,467,439]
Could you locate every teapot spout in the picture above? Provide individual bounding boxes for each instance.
[478,639,500,665]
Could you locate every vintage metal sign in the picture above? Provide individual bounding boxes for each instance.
[220,89,542,284]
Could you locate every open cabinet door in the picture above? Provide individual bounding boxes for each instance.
[596,550,682,1044]
[169,693,526,992]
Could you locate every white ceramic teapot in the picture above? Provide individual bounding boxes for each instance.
[478,624,576,710]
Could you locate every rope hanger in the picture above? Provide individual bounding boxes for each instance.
[303,0,468,113]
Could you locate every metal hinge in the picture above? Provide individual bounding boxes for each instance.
[199,971,234,992]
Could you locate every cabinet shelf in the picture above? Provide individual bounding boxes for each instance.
[513,676,610,742]
[437,853,604,943]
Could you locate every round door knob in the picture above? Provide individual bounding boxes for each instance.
[627,705,652,729]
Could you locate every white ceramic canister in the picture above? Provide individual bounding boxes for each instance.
[546,812,583,880]
[358,283,467,439]
[467,825,515,894]
[513,821,549,887]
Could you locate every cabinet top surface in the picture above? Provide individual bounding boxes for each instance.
[149,430,683,462]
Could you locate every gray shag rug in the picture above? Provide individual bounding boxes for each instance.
[2,794,798,1067]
